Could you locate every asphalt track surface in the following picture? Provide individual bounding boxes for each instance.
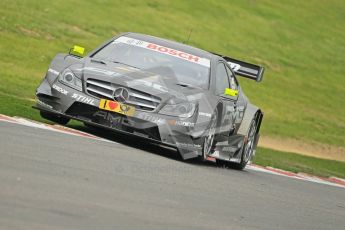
[0,121,344,230]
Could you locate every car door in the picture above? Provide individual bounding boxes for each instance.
[225,64,244,128]
[214,62,238,134]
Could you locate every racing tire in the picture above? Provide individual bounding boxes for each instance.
[40,111,70,125]
[232,119,257,170]
[201,109,218,161]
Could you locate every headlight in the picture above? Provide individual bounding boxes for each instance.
[159,102,196,118]
[58,68,82,91]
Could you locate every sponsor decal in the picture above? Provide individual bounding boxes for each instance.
[48,68,59,75]
[114,36,210,67]
[136,113,195,127]
[175,120,195,127]
[199,112,212,118]
[136,113,165,124]
[168,120,195,127]
[71,93,95,105]
[52,84,68,95]
[99,99,136,116]
[222,146,237,152]
[93,111,122,124]
[176,142,202,149]
[224,105,244,122]
[228,62,241,71]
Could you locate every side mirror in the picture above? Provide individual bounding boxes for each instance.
[224,88,238,97]
[69,45,85,57]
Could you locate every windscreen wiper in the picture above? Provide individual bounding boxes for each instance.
[176,82,201,89]
[112,61,138,69]
[91,59,107,65]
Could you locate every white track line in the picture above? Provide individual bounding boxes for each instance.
[0,114,116,144]
[247,165,345,188]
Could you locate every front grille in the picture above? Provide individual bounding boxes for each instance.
[86,79,161,111]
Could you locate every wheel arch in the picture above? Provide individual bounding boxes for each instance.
[237,104,263,136]
[254,109,264,135]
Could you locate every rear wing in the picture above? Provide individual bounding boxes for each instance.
[214,53,265,82]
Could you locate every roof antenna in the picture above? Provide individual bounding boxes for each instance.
[185,29,193,44]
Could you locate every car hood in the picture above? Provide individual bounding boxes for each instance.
[74,58,207,103]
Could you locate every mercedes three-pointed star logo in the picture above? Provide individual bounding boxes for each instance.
[113,87,130,103]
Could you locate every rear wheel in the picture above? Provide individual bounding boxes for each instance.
[40,111,70,125]
[232,119,257,170]
[216,119,257,170]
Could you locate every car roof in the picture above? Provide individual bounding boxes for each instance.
[120,32,219,60]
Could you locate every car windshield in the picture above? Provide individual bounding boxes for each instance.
[92,36,210,89]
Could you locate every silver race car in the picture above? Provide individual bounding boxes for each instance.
[35,32,265,169]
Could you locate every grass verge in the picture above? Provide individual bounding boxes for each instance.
[254,147,345,179]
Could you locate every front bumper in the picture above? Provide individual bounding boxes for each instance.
[35,80,204,159]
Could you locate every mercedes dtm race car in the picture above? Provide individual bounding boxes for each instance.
[35,32,265,169]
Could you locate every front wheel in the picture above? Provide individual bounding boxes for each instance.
[233,119,257,170]
[201,109,218,161]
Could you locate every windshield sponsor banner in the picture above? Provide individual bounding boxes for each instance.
[114,36,210,68]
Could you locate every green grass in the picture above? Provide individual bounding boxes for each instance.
[254,147,345,179]
[0,0,344,148]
